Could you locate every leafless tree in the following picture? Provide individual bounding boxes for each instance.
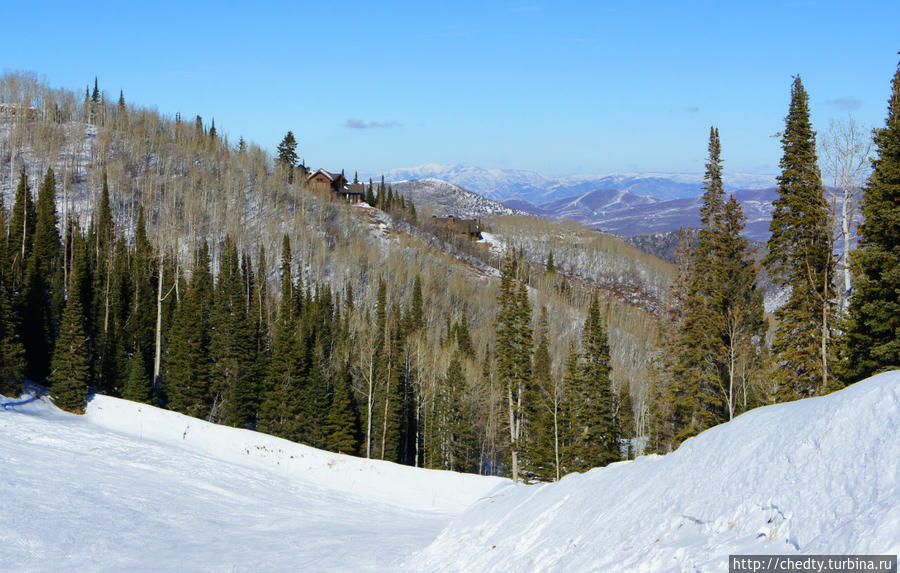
[819,116,872,315]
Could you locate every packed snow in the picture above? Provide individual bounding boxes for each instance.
[0,393,505,571]
[410,371,900,572]
[2,371,898,572]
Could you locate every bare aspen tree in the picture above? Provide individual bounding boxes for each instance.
[819,116,872,315]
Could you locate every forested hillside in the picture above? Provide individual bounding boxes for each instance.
[0,72,673,480]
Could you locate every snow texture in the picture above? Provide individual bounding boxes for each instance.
[410,371,900,572]
[0,393,505,572]
[2,371,898,572]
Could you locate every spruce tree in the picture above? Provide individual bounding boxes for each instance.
[0,196,25,396]
[49,234,91,413]
[22,169,61,383]
[210,237,257,427]
[277,132,299,184]
[122,351,152,403]
[569,294,619,470]
[164,274,210,417]
[765,77,835,400]
[523,307,558,481]
[7,167,35,303]
[258,235,301,438]
[325,366,360,454]
[842,58,900,381]
[495,252,533,481]
[435,353,478,472]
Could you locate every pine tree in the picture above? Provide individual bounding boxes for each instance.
[435,353,478,472]
[122,351,152,403]
[277,131,299,184]
[325,366,360,454]
[49,234,91,414]
[258,235,301,437]
[841,58,900,382]
[670,128,728,442]
[117,90,125,109]
[366,179,376,206]
[91,77,100,103]
[164,270,210,417]
[210,237,257,427]
[22,169,61,383]
[495,252,533,481]
[522,307,558,481]
[568,293,619,470]
[7,167,35,303]
[765,76,835,400]
[0,196,25,396]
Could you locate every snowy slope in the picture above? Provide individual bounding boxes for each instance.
[0,394,505,571]
[410,371,900,572]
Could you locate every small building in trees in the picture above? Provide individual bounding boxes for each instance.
[0,103,39,119]
[432,215,483,239]
[306,169,364,204]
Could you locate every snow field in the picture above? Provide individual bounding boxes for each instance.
[409,371,900,572]
[0,394,505,572]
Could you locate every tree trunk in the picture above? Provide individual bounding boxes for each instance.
[153,256,164,397]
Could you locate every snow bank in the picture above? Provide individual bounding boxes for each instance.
[84,395,506,511]
[0,393,506,571]
[409,371,900,572]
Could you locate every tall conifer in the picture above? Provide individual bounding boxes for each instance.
[765,77,835,400]
[842,58,900,381]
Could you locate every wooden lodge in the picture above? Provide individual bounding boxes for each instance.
[306,168,364,204]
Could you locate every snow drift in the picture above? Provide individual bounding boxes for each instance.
[0,393,505,571]
[409,371,900,572]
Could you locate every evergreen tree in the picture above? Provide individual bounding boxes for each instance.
[765,77,835,400]
[435,353,478,472]
[670,128,728,442]
[49,234,91,413]
[7,167,35,302]
[122,351,152,404]
[545,250,556,274]
[164,270,210,417]
[22,169,61,383]
[495,252,533,481]
[117,90,125,109]
[325,366,360,454]
[94,172,118,393]
[91,77,100,103]
[277,131,299,184]
[0,196,25,396]
[568,293,619,470]
[210,237,258,427]
[366,179,376,206]
[842,58,900,382]
[523,307,558,481]
[258,235,301,437]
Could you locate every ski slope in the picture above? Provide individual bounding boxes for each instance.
[2,372,898,572]
[410,371,900,572]
[0,394,506,572]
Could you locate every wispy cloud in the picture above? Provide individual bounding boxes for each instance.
[824,97,862,111]
[344,119,401,129]
[684,105,700,113]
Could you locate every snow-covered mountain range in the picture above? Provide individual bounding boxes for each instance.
[368,164,776,204]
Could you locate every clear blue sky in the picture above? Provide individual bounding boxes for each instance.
[2,1,898,176]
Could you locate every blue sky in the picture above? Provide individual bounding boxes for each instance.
[2,1,898,176]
